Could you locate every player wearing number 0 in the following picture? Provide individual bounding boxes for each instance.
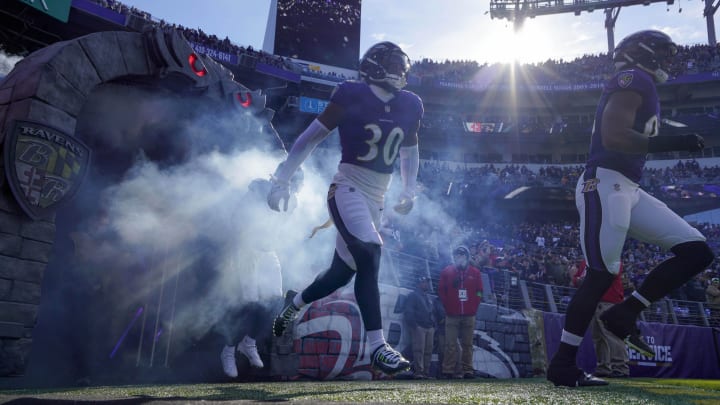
[547,30,715,387]
[267,42,423,375]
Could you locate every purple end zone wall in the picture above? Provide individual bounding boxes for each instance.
[544,313,720,379]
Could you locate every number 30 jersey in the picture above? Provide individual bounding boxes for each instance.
[332,81,424,174]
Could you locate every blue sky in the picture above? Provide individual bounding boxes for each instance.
[119,0,713,64]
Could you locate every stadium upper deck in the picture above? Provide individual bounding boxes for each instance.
[2,0,720,164]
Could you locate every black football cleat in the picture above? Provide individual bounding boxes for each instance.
[547,363,609,387]
[600,305,654,358]
[272,303,300,337]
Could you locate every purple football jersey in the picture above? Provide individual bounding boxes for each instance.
[586,69,660,182]
[331,81,424,174]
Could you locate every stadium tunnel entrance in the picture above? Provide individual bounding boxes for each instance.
[0,28,281,380]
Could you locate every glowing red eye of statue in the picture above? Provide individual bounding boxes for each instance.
[235,92,252,108]
[188,53,207,77]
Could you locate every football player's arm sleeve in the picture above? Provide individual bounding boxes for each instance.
[273,118,331,183]
[399,144,419,199]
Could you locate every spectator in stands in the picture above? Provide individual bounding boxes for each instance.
[472,241,492,268]
[404,276,439,379]
[438,246,483,379]
[591,267,629,379]
[684,275,707,302]
[706,277,720,304]
[621,268,636,297]
[468,243,482,269]
[546,252,569,286]
[707,277,720,327]
[548,30,714,388]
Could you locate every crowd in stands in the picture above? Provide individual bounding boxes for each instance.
[410,43,720,86]
[376,160,720,306]
[88,0,720,87]
[87,0,298,72]
[417,159,720,201]
[90,0,151,20]
[390,216,720,305]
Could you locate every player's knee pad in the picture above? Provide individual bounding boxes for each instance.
[671,240,715,275]
[346,240,381,276]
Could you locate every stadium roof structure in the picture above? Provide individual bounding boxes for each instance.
[489,0,720,52]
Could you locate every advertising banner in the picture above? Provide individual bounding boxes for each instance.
[255,62,301,83]
[189,42,239,65]
[71,0,125,25]
[435,72,720,93]
[299,97,330,114]
[544,313,720,378]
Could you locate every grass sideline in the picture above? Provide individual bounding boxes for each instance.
[1,378,720,404]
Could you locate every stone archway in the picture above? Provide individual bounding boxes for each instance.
[0,28,273,377]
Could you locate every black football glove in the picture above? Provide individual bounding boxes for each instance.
[648,133,705,153]
[683,133,705,152]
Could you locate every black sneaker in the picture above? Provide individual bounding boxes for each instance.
[371,344,410,374]
[272,303,300,337]
[599,305,654,358]
[547,363,608,387]
[609,370,629,378]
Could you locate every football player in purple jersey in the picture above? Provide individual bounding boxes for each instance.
[547,30,714,387]
[267,42,423,375]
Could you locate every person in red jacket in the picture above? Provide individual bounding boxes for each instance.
[438,245,483,379]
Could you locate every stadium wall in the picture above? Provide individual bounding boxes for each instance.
[268,282,720,380]
[270,284,534,380]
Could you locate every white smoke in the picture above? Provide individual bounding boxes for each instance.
[0,50,22,76]
[70,93,338,350]
[60,80,466,364]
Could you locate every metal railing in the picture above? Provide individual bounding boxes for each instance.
[382,247,720,327]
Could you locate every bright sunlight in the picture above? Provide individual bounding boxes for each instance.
[474,22,565,65]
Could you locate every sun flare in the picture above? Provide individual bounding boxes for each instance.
[477,23,560,65]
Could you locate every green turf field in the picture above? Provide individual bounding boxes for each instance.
[1,378,720,404]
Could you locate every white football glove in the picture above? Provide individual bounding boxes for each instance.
[393,191,415,215]
[267,177,291,212]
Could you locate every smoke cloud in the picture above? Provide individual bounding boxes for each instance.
[0,50,22,76]
[28,77,466,384]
